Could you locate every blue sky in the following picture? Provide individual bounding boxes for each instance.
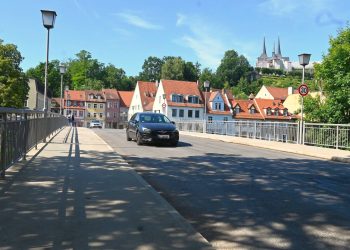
[1,0,349,76]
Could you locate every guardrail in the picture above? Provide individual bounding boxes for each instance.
[0,108,68,178]
[176,120,349,150]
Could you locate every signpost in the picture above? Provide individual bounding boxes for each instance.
[298,83,309,144]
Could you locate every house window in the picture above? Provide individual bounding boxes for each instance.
[114,112,117,118]
[188,110,193,118]
[100,113,103,118]
[208,116,213,123]
[100,104,104,109]
[107,112,110,118]
[223,117,228,122]
[73,110,77,116]
[172,109,177,117]
[235,106,240,114]
[115,102,119,108]
[275,108,279,116]
[67,100,71,106]
[88,103,91,108]
[73,101,77,106]
[171,94,183,103]
[267,108,272,115]
[283,108,288,116]
[79,111,83,117]
[188,96,199,104]
[94,113,97,118]
[195,110,200,118]
[94,104,97,109]
[250,107,255,114]
[107,102,111,108]
[87,113,91,117]
[215,103,222,110]
[179,109,184,117]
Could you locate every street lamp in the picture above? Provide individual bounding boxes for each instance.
[65,85,70,116]
[59,63,66,115]
[41,10,57,112]
[203,81,210,121]
[298,53,311,144]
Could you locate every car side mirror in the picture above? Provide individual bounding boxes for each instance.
[171,121,175,125]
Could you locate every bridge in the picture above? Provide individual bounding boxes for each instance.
[1,108,350,249]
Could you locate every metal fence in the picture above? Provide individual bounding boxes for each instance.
[0,108,68,177]
[176,120,349,150]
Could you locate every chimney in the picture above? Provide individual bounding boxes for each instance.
[196,80,199,86]
[288,86,293,95]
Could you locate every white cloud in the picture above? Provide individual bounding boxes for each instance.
[259,0,333,16]
[175,13,257,69]
[116,12,162,30]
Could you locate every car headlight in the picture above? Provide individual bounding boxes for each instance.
[141,127,151,133]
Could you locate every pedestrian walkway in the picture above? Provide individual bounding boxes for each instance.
[0,127,212,250]
[180,131,350,163]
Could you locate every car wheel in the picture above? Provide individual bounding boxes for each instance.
[136,132,143,145]
[126,130,132,141]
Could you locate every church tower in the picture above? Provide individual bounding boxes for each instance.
[276,37,282,57]
[260,37,267,58]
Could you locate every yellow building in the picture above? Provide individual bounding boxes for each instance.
[85,90,106,128]
[283,92,325,115]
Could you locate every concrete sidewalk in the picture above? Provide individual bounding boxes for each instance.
[181,131,350,163]
[0,127,212,250]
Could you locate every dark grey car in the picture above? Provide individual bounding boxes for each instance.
[126,112,179,146]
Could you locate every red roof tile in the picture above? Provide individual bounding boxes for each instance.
[85,90,105,103]
[138,81,157,109]
[231,100,264,120]
[265,86,298,100]
[64,90,86,101]
[118,91,134,108]
[103,89,120,100]
[254,98,296,120]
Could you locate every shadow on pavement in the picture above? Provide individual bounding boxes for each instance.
[123,151,350,249]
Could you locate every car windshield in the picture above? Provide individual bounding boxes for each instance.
[92,120,100,123]
[139,114,171,123]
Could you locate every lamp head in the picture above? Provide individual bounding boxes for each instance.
[298,53,311,66]
[41,10,57,29]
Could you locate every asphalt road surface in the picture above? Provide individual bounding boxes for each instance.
[94,129,350,250]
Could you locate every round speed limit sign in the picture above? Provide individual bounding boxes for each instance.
[298,84,309,96]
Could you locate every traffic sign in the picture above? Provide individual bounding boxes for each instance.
[162,103,166,108]
[298,84,309,96]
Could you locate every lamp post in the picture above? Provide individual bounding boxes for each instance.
[298,53,311,144]
[59,63,66,115]
[65,85,70,117]
[203,81,210,121]
[41,10,57,112]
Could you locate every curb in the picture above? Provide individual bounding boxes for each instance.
[93,130,213,249]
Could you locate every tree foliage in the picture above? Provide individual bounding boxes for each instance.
[139,56,163,81]
[0,39,28,107]
[216,50,251,87]
[310,26,350,123]
[161,57,185,80]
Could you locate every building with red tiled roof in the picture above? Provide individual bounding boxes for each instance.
[85,90,106,127]
[255,85,297,101]
[129,81,157,119]
[118,91,134,126]
[230,97,296,121]
[50,97,63,114]
[64,90,86,127]
[103,89,120,128]
[202,89,233,122]
[153,80,204,120]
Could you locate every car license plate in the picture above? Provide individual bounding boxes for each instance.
[158,135,169,139]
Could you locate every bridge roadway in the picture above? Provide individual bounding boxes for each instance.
[0,127,349,250]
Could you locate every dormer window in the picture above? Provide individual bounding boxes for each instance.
[214,103,222,110]
[274,108,279,116]
[89,94,94,99]
[283,108,288,116]
[188,95,199,104]
[250,107,256,114]
[171,94,184,103]
[235,106,240,114]
[267,107,272,115]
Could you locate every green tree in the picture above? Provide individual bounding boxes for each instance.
[216,50,251,87]
[183,61,199,82]
[161,57,185,80]
[314,25,350,123]
[0,39,28,107]
[139,56,163,81]
[26,60,67,97]
[199,68,221,89]
[103,64,126,89]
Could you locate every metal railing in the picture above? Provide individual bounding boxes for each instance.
[304,123,350,150]
[176,120,349,150]
[0,108,68,177]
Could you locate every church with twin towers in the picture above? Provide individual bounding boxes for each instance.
[256,37,293,72]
